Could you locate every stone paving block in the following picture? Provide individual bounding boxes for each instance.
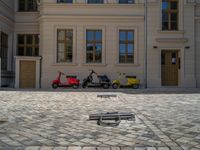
[121,147,133,150]
[134,147,146,150]
[111,147,120,150]
[25,146,40,150]
[82,147,96,150]
[97,147,110,150]
[68,146,82,150]
[146,147,156,150]
[157,147,170,150]
[40,147,54,150]
[53,147,67,150]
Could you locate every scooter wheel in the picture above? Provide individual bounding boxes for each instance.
[52,83,58,89]
[132,84,139,89]
[112,83,119,89]
[72,84,79,89]
[103,84,110,89]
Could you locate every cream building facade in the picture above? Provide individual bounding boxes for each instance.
[0,0,200,89]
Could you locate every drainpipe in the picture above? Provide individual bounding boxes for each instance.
[144,0,148,88]
[194,1,197,88]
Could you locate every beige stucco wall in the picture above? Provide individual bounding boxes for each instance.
[39,1,145,88]
[146,1,196,88]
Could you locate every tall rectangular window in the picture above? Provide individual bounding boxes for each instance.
[0,32,8,71]
[119,30,134,63]
[86,30,102,63]
[162,0,178,30]
[87,0,104,4]
[19,0,37,12]
[57,29,73,63]
[17,34,39,56]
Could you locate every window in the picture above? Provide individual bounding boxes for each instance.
[57,29,73,63]
[57,0,73,3]
[162,0,178,30]
[18,0,37,12]
[119,30,134,63]
[0,32,8,71]
[86,30,102,63]
[119,0,134,4]
[87,0,104,4]
[17,34,39,56]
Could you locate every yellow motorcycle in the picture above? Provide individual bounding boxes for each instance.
[112,72,140,89]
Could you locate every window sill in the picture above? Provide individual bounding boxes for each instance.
[115,63,140,67]
[52,63,77,66]
[82,63,107,66]
[157,30,185,34]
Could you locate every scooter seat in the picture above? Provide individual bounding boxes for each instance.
[126,76,136,78]
[66,75,77,78]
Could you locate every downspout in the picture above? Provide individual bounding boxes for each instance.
[144,0,148,88]
[194,1,197,88]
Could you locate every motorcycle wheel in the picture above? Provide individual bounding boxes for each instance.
[82,83,87,88]
[132,84,139,89]
[52,83,58,89]
[103,84,109,89]
[72,84,79,89]
[112,83,119,89]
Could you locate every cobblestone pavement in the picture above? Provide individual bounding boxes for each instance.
[0,89,200,150]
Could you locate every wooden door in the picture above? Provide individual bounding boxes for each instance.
[161,50,179,86]
[20,61,36,88]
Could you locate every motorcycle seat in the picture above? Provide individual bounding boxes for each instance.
[66,75,77,78]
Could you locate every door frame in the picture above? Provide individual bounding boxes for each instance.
[160,49,181,87]
[15,56,41,89]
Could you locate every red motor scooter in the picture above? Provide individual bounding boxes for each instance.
[52,71,80,89]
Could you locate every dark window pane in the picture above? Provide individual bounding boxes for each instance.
[87,31,94,41]
[119,54,126,63]
[119,31,126,41]
[171,22,178,30]
[18,35,25,44]
[95,44,102,53]
[162,1,169,10]
[19,0,26,11]
[119,0,134,4]
[127,31,134,41]
[58,43,65,52]
[95,31,102,41]
[26,47,33,56]
[171,13,177,21]
[127,44,134,53]
[58,52,65,62]
[18,47,24,56]
[86,53,93,63]
[35,35,39,44]
[162,22,169,30]
[26,35,33,44]
[87,43,94,52]
[87,0,104,3]
[58,30,65,41]
[162,12,169,22]
[171,1,178,10]
[58,0,73,3]
[35,47,39,56]
[119,44,126,54]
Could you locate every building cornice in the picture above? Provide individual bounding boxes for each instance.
[156,38,188,43]
[39,15,144,22]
